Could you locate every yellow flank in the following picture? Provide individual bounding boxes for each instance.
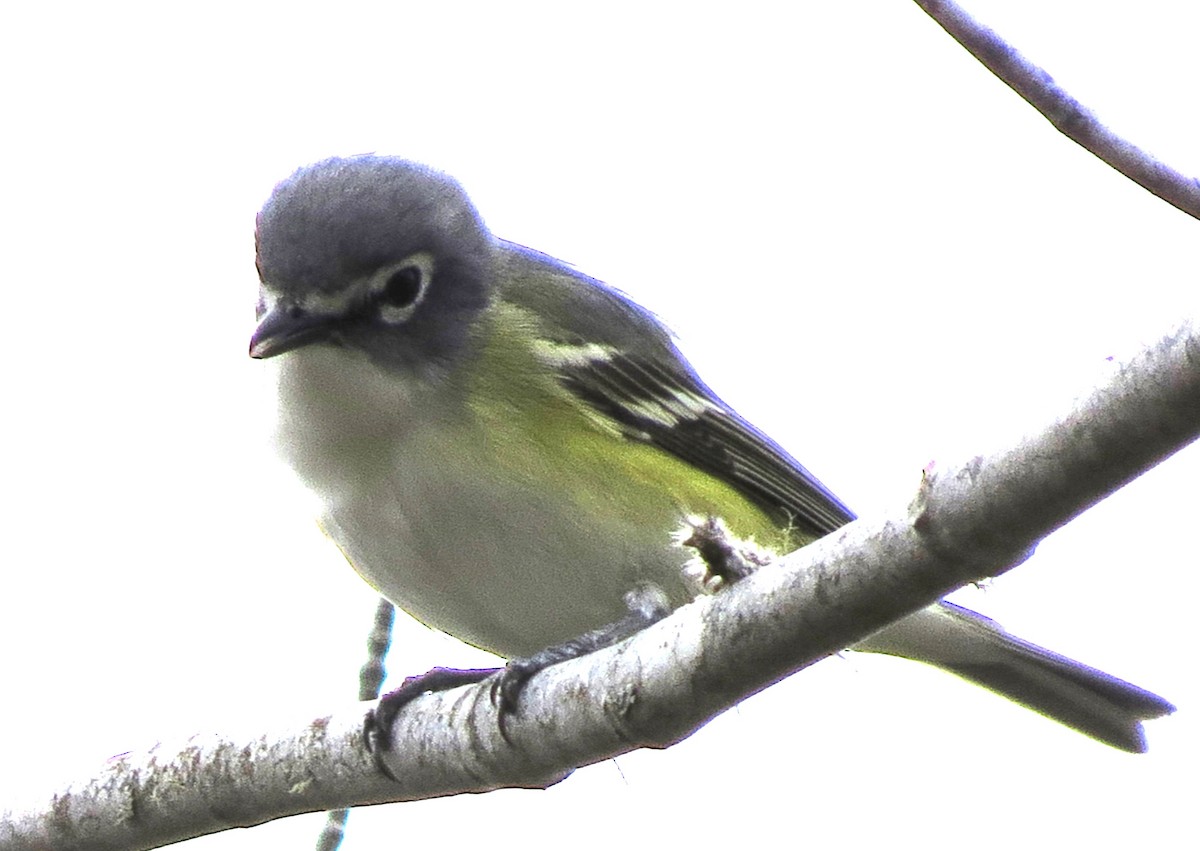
[465,300,796,555]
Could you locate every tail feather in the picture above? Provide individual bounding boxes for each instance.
[854,601,1174,752]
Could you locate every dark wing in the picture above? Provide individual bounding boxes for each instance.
[497,240,856,540]
[556,349,856,540]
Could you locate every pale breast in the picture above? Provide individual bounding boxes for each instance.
[270,344,695,658]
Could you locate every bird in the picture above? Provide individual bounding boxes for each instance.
[249,155,1173,752]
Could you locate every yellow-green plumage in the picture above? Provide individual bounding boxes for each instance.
[470,299,798,561]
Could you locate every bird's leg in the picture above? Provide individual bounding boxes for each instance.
[492,583,671,720]
[367,518,765,766]
[365,666,498,768]
[680,515,770,591]
[492,518,766,739]
[364,584,670,765]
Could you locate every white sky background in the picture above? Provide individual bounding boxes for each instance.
[2,2,1196,848]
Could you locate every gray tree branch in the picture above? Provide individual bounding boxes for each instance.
[914,0,1200,219]
[3,321,1195,851]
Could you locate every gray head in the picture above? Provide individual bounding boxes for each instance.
[250,156,495,372]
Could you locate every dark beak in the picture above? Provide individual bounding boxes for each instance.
[249,304,335,359]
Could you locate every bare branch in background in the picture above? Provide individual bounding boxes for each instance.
[915,0,1200,219]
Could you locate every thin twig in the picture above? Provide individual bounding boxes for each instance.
[914,0,1200,219]
[315,598,395,851]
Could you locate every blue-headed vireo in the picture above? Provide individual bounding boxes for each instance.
[249,156,1172,751]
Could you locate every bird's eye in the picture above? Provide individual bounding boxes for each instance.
[370,253,434,324]
[380,266,422,308]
